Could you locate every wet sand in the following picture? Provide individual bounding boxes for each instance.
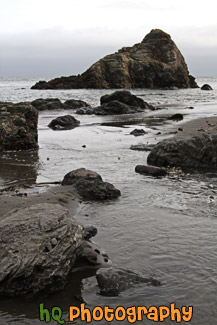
[176,116,217,138]
[0,184,80,217]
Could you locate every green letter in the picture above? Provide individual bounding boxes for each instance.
[52,307,65,324]
[39,304,50,323]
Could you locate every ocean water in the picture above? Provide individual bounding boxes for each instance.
[0,76,217,324]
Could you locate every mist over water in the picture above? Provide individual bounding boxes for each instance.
[0,76,217,324]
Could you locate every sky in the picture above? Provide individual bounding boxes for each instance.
[0,0,217,77]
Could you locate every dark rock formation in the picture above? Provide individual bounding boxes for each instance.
[62,168,121,200]
[96,268,161,297]
[64,99,90,109]
[76,90,154,115]
[130,129,147,136]
[100,90,151,108]
[168,113,184,121]
[48,115,80,130]
[135,165,167,177]
[0,102,38,151]
[0,203,84,296]
[31,98,91,111]
[130,144,155,151]
[201,84,212,91]
[31,29,198,90]
[31,98,64,111]
[147,132,217,168]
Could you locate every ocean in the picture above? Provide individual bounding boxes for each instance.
[0,76,217,324]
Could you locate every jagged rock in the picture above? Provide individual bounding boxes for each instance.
[96,268,161,297]
[130,129,147,136]
[0,102,38,151]
[100,91,152,109]
[76,91,154,115]
[31,29,198,90]
[135,165,167,177]
[0,203,84,296]
[64,99,91,109]
[168,113,184,121]
[62,168,121,200]
[130,144,155,151]
[48,115,80,130]
[201,84,213,90]
[147,132,217,168]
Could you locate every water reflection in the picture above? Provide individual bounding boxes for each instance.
[0,150,39,187]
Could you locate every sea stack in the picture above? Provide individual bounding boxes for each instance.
[32,29,198,90]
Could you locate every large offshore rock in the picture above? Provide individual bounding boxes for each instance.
[147,132,217,168]
[0,203,84,296]
[31,29,198,90]
[62,168,121,200]
[0,102,38,151]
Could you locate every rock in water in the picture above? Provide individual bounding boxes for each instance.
[168,113,183,121]
[147,132,217,168]
[96,268,161,297]
[130,129,147,136]
[0,203,84,296]
[48,115,80,130]
[31,29,198,90]
[62,168,121,200]
[64,99,91,109]
[0,102,38,151]
[135,165,167,177]
[31,98,64,111]
[201,84,213,91]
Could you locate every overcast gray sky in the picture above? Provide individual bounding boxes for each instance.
[0,0,217,77]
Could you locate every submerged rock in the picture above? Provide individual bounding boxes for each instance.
[168,113,183,121]
[201,84,213,91]
[0,102,38,151]
[135,165,167,177]
[147,132,217,168]
[48,115,80,130]
[96,268,161,297]
[130,129,147,136]
[62,168,121,200]
[0,203,84,296]
[32,29,198,89]
[130,144,155,151]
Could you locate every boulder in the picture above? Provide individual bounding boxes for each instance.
[62,168,121,200]
[31,98,64,111]
[48,115,80,130]
[77,91,154,115]
[96,268,161,297]
[135,165,167,177]
[147,132,217,168]
[31,29,198,90]
[78,241,112,267]
[0,203,84,296]
[201,84,213,91]
[100,91,152,109]
[130,129,147,136]
[0,102,38,151]
[168,113,183,121]
[64,99,90,109]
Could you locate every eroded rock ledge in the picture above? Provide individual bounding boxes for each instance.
[32,29,198,90]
